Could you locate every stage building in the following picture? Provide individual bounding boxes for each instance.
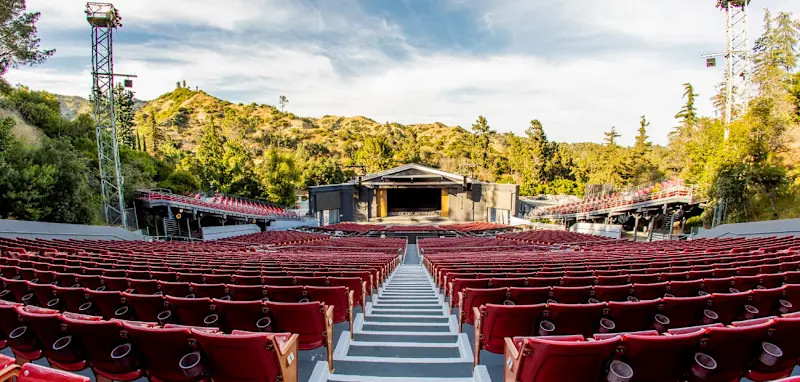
[308,164,519,225]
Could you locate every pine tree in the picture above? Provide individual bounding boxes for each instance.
[603,126,620,147]
[195,117,227,191]
[140,112,163,155]
[114,83,136,148]
[470,116,492,167]
[674,83,698,127]
[525,119,550,183]
[632,115,658,184]
[357,136,394,173]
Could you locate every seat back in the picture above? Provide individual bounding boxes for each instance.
[328,277,365,307]
[710,291,753,325]
[661,295,712,329]
[85,290,125,320]
[121,322,198,382]
[461,288,507,326]
[605,299,661,333]
[165,296,216,328]
[547,302,606,338]
[704,320,772,382]
[122,293,166,323]
[265,286,306,303]
[17,363,90,382]
[516,336,620,382]
[305,286,350,324]
[551,286,593,304]
[191,329,288,382]
[265,301,327,351]
[190,283,228,300]
[214,299,270,333]
[60,314,141,380]
[593,285,632,302]
[478,303,546,354]
[228,285,266,301]
[508,287,551,305]
[294,276,327,287]
[623,329,705,382]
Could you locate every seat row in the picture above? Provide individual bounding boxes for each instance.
[471,289,799,366]
[0,280,351,339]
[444,270,800,304]
[458,283,800,330]
[0,300,325,380]
[504,314,800,382]
[0,354,89,382]
[1,302,301,381]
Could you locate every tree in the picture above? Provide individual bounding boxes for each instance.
[470,116,492,167]
[220,139,260,198]
[0,0,54,76]
[396,130,421,164]
[357,136,394,173]
[674,83,699,127]
[114,83,136,148]
[194,118,227,191]
[525,119,550,183]
[603,126,620,147]
[182,80,187,89]
[139,112,163,155]
[301,158,346,188]
[670,83,700,174]
[631,115,659,184]
[158,171,200,195]
[257,148,299,206]
[176,81,181,89]
[279,95,288,112]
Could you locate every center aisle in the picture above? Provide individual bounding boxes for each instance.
[310,244,491,382]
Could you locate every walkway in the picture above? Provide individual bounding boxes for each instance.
[311,244,490,381]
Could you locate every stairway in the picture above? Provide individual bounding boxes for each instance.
[310,249,490,381]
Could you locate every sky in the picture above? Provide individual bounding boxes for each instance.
[7,0,800,145]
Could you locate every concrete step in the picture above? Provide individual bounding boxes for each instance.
[329,359,474,378]
[361,323,451,333]
[354,332,459,343]
[367,315,449,323]
[347,344,460,358]
[370,309,444,316]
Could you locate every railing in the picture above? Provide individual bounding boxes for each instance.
[138,190,299,219]
[531,186,698,217]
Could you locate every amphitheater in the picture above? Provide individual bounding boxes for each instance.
[0,220,799,382]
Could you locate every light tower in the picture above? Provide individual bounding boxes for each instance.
[87,2,126,228]
[705,0,753,128]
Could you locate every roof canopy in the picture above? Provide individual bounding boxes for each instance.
[360,163,474,187]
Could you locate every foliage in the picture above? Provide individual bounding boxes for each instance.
[158,171,200,195]
[357,136,394,173]
[257,148,300,206]
[114,83,136,148]
[0,0,54,76]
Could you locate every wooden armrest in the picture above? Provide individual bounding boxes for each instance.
[325,305,335,373]
[348,290,355,340]
[361,281,367,309]
[473,306,482,366]
[504,337,523,382]
[0,365,20,382]
[457,291,465,332]
[276,334,299,382]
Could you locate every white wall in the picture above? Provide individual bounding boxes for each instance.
[202,225,260,241]
[695,218,800,238]
[269,218,317,231]
[0,219,146,241]
[570,222,622,239]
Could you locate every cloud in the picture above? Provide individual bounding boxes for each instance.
[8,0,800,147]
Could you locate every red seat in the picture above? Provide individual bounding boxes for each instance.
[669,279,703,297]
[122,292,167,323]
[702,319,773,382]
[710,291,755,325]
[203,274,231,284]
[328,277,367,308]
[177,273,204,283]
[560,276,596,287]
[702,277,737,294]
[605,299,661,333]
[751,286,791,317]
[213,299,270,333]
[596,275,629,286]
[629,274,660,284]
[190,329,301,381]
[100,276,130,292]
[632,282,669,300]
[738,316,800,381]
[661,295,714,329]
[51,286,90,314]
[264,301,333,353]
[16,305,86,370]
[507,287,551,305]
[228,285,266,301]
[265,286,306,303]
[550,286,593,304]
[527,277,560,288]
[85,290,127,320]
[621,329,706,382]
[474,303,546,364]
[27,282,59,310]
[305,286,352,325]
[157,281,193,298]
[547,302,606,338]
[190,283,228,300]
[458,288,506,330]
[504,335,621,382]
[128,279,159,295]
[3,278,34,304]
[126,270,150,280]
[660,271,689,282]
[448,278,489,307]
[232,275,262,286]
[11,362,91,382]
[150,271,178,282]
[165,296,217,328]
[760,272,786,289]
[593,285,632,302]
[261,276,295,287]
[294,276,327,287]
[488,278,526,288]
[734,275,762,292]
[61,313,144,382]
[120,321,202,382]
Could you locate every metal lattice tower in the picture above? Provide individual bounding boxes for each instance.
[87,3,126,228]
[719,0,753,126]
